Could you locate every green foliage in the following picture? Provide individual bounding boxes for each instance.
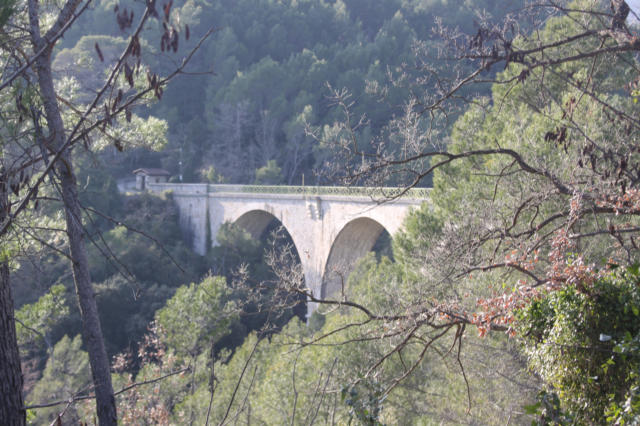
[211,222,263,279]
[52,35,129,100]
[216,221,259,252]
[169,332,270,424]
[341,378,386,425]
[194,280,535,424]
[15,284,69,357]
[200,165,226,183]
[341,255,537,424]
[606,332,640,424]
[75,152,123,229]
[27,335,92,424]
[518,267,640,423]
[210,221,306,348]
[166,247,535,424]
[95,276,177,356]
[75,192,212,356]
[392,202,441,274]
[254,159,283,185]
[17,190,211,358]
[382,5,640,423]
[155,275,237,357]
[307,310,326,333]
[427,5,639,246]
[91,114,169,152]
[88,192,209,286]
[57,0,518,184]
[524,390,574,425]
[345,252,404,310]
[0,0,15,29]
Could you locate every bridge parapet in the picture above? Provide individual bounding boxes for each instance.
[148,182,429,199]
[147,182,208,195]
[211,184,429,199]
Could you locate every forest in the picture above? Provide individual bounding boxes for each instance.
[2,0,640,424]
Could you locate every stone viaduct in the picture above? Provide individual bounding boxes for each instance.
[146,183,428,312]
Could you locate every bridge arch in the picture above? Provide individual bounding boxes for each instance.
[231,209,308,262]
[322,217,391,299]
[233,209,282,240]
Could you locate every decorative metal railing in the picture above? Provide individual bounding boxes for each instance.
[206,184,430,199]
[147,182,430,199]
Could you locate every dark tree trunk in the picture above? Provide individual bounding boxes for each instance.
[57,155,117,425]
[28,0,117,423]
[0,264,24,426]
[0,185,25,425]
[0,251,25,425]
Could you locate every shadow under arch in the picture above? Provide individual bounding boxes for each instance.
[233,209,281,240]
[231,209,307,318]
[322,217,392,299]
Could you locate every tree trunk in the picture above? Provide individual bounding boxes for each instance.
[57,156,117,425]
[0,189,25,425]
[28,0,117,423]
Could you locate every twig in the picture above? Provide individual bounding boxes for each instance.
[24,366,190,410]
[217,337,260,426]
